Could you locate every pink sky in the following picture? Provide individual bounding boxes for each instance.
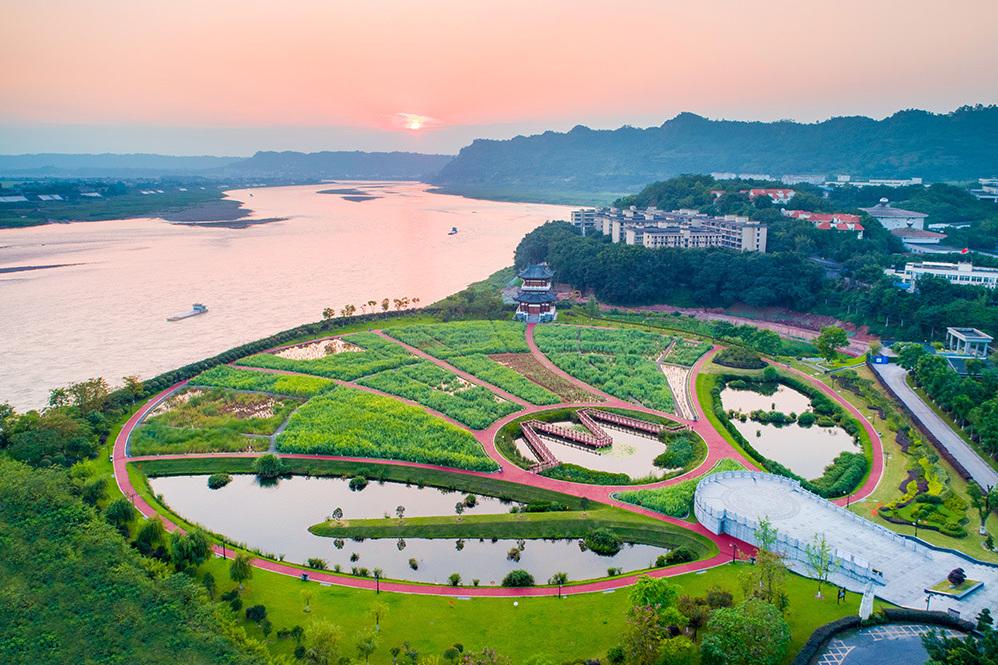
[2,0,997,154]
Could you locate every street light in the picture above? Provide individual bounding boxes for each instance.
[731,544,738,563]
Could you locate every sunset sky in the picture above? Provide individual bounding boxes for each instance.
[2,0,997,156]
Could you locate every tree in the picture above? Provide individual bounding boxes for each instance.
[104,495,137,531]
[301,588,316,613]
[814,326,848,361]
[323,307,335,320]
[369,600,389,631]
[202,572,216,600]
[803,532,840,598]
[868,340,883,356]
[501,570,535,587]
[230,552,253,589]
[170,528,213,572]
[381,298,389,312]
[260,618,273,642]
[253,453,287,479]
[742,517,790,612]
[396,505,405,519]
[68,377,110,416]
[700,599,791,665]
[548,571,568,598]
[448,573,461,586]
[332,507,343,520]
[356,628,379,665]
[922,619,998,664]
[948,567,967,587]
[122,375,144,405]
[245,604,267,624]
[305,619,343,665]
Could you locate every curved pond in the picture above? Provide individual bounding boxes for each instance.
[720,384,859,480]
[148,474,671,584]
[514,423,667,478]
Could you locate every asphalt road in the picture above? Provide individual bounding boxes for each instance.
[871,362,998,489]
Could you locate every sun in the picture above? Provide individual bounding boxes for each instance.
[408,117,423,131]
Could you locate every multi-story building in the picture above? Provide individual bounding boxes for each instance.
[570,208,597,235]
[593,207,767,252]
[860,198,928,231]
[892,261,998,291]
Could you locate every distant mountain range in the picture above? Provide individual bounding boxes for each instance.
[0,153,242,178]
[223,150,454,180]
[429,106,998,197]
[0,150,454,180]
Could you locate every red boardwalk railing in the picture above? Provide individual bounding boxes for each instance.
[531,420,612,448]
[520,420,560,472]
[583,408,686,434]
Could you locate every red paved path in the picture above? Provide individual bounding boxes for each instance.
[113,323,885,596]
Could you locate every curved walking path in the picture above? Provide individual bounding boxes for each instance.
[113,322,892,597]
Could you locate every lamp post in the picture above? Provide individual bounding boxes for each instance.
[731,544,738,563]
[221,540,226,559]
[926,595,931,611]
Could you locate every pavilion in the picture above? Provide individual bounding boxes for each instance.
[945,327,993,357]
[513,264,557,323]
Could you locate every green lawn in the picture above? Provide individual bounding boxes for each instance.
[201,557,886,664]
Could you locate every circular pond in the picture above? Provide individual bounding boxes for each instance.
[148,474,672,584]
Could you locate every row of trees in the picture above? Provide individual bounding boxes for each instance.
[896,343,998,461]
[323,297,421,320]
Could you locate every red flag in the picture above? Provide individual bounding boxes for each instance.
[961,248,970,254]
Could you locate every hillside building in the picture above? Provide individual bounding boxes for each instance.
[891,261,998,291]
[595,207,767,252]
[513,264,558,323]
[860,198,928,230]
[570,208,597,235]
[783,210,865,238]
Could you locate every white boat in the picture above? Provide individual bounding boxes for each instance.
[448,227,458,235]
[167,303,208,321]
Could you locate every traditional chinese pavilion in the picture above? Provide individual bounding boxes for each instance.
[513,264,557,323]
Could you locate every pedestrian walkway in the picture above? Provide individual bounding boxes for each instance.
[871,362,998,489]
[696,471,998,617]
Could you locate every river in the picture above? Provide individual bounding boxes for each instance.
[0,182,570,410]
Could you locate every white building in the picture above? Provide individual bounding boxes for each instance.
[894,261,998,290]
[827,176,923,188]
[860,198,928,231]
[570,208,597,235]
[595,207,766,252]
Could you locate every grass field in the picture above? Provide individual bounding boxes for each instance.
[0,188,225,228]
[199,556,886,664]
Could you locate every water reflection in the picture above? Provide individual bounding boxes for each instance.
[149,474,669,583]
[720,385,858,480]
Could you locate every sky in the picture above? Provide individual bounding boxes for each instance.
[2,0,997,156]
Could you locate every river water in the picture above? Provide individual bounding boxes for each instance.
[0,183,570,410]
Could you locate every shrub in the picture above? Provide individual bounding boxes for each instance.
[665,546,696,565]
[712,347,765,370]
[448,573,462,586]
[349,475,369,491]
[617,459,744,516]
[254,454,288,480]
[220,589,239,602]
[207,473,232,489]
[306,558,327,570]
[584,528,623,556]
[524,500,567,513]
[245,604,267,624]
[501,570,535,587]
[948,568,967,586]
[230,598,243,612]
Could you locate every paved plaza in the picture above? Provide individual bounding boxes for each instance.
[695,471,998,618]
[816,624,965,665]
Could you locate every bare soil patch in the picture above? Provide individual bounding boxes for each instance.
[490,353,603,403]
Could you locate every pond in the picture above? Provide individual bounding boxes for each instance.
[720,384,858,480]
[816,623,966,665]
[514,423,667,478]
[148,474,671,584]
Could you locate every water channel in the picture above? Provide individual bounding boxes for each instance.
[720,384,858,480]
[149,474,671,584]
